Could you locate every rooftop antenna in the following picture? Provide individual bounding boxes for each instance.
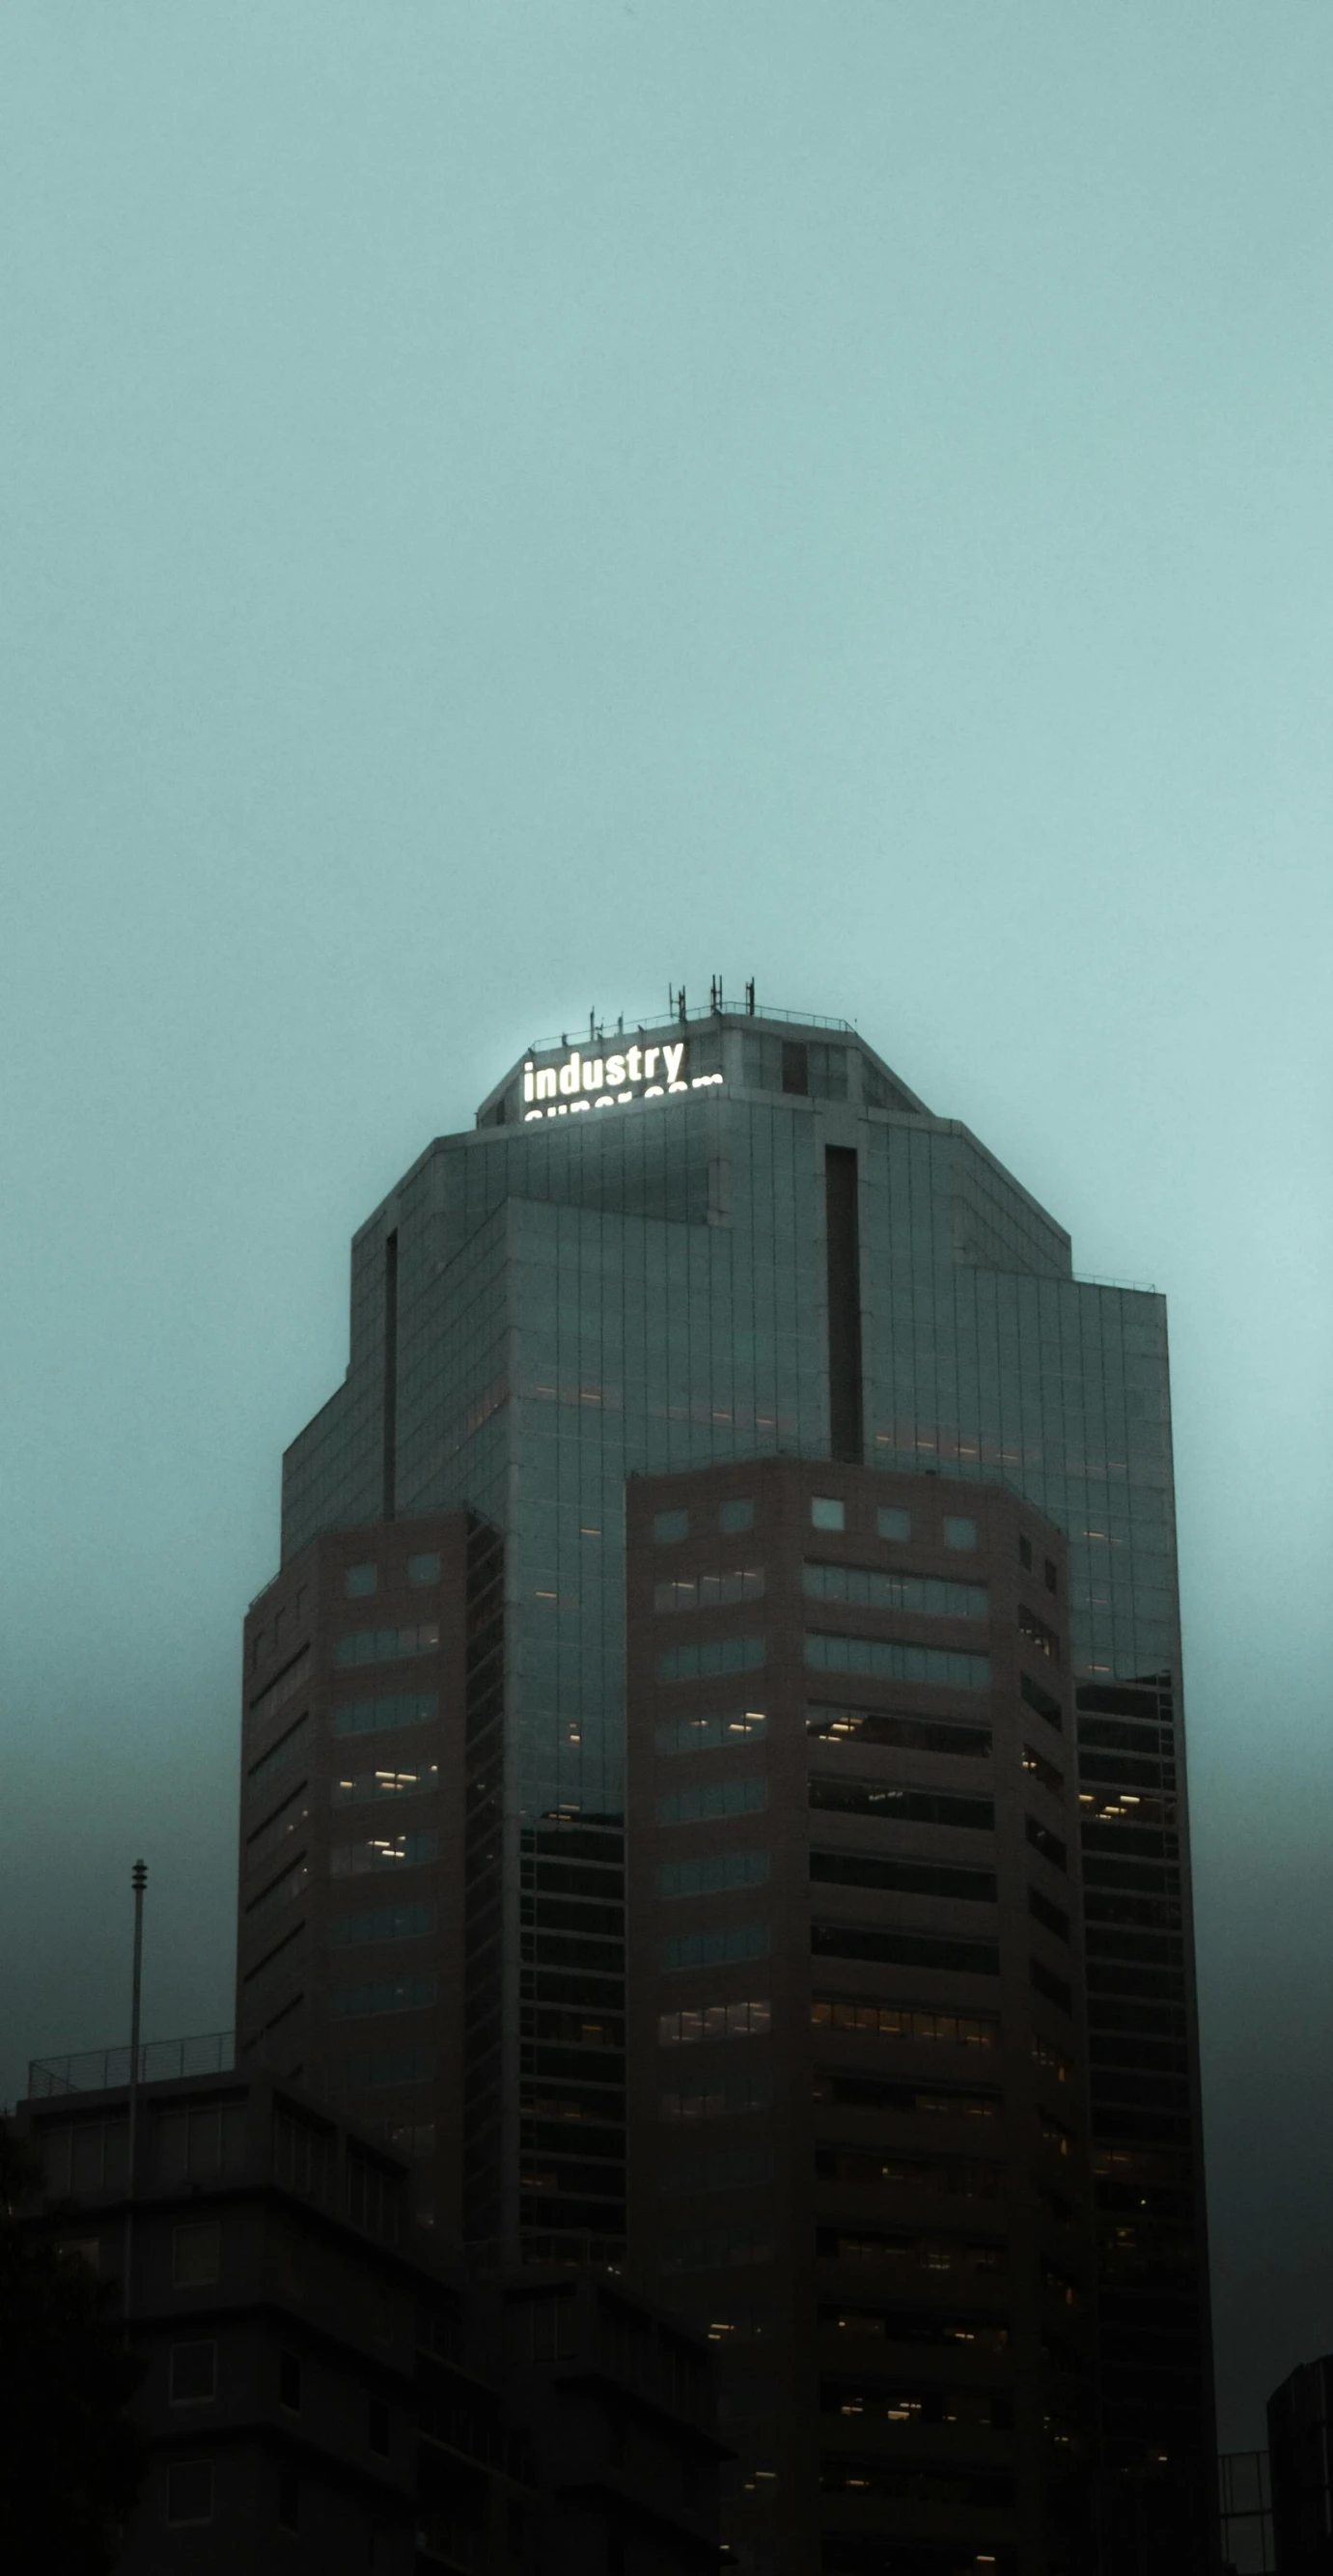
[745,978,756,1015]
[677,986,687,1024]
[125,1859,147,2317]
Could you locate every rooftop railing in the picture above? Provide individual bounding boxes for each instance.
[526,998,857,1052]
[27,2030,237,2098]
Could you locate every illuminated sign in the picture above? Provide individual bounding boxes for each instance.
[522,1038,723,1121]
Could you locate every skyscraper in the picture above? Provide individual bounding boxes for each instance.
[236,1000,1214,2573]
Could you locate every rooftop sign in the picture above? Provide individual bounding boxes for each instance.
[522,1038,723,1121]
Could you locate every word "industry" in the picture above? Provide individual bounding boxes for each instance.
[522,1040,723,1119]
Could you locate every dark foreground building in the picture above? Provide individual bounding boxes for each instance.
[234,998,1216,2573]
[16,2053,722,2573]
[1268,2357,1333,2573]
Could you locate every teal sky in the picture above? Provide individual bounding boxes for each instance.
[2,4,1330,2448]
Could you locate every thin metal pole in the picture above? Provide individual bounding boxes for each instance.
[124,1860,147,2319]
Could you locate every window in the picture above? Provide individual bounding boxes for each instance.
[1044,1557,1059,1594]
[331,1901,437,1947]
[407,1554,440,1586]
[154,2103,247,2184]
[812,1849,995,1903]
[329,1974,438,2019]
[811,1497,845,1531]
[657,1851,770,1899]
[1020,1669,1064,1729]
[662,2223,774,2274]
[661,2070,774,2119]
[277,2466,300,2533]
[1019,1535,1034,1570]
[808,1778,992,1832]
[331,1762,438,1807]
[659,1923,770,1973]
[368,2398,390,2456]
[654,1567,764,1612]
[1029,1886,1069,1943]
[1026,1815,1068,1871]
[1018,1604,1060,1665]
[1032,2032,1070,2085]
[653,1509,689,1545]
[660,2143,774,2197]
[246,1713,309,1792]
[806,1705,991,1759]
[279,2350,302,2412]
[656,1637,764,1685]
[506,2288,578,2362]
[1031,1957,1072,2014]
[345,1564,378,1598]
[719,1497,755,1534]
[806,1635,990,1692]
[655,1709,767,1757]
[812,1923,999,1977]
[657,1778,768,1827]
[166,2462,213,2527]
[1021,1743,1064,1798]
[330,1832,438,1877]
[876,1506,911,1542]
[333,1692,437,1739]
[249,1648,311,1727]
[803,1562,988,1621]
[812,1999,996,2048]
[172,2222,220,2287]
[169,2341,217,2405]
[1039,2109,1076,2160]
[658,1999,770,2045]
[244,1853,308,1919]
[943,1516,977,1552]
[341,2046,437,2089]
[335,1623,439,1667]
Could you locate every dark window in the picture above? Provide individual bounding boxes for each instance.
[169,2341,216,2404]
[1018,1604,1060,1665]
[1044,1557,1058,1593]
[345,1563,378,1598]
[277,2466,300,2531]
[279,2349,301,2412]
[1031,1957,1073,2014]
[1029,1886,1069,1943]
[1018,1535,1033,1570]
[1021,1743,1064,1798]
[719,1496,755,1534]
[369,2398,390,2456]
[407,1553,440,1586]
[1020,1669,1064,1731]
[171,2221,221,2285]
[1026,1816,1068,1871]
[166,2461,213,2526]
[653,1508,689,1544]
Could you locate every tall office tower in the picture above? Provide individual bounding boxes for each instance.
[236,1003,1213,2575]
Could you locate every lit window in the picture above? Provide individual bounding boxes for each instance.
[876,1506,911,1542]
[653,1509,689,1544]
[344,1564,378,1598]
[719,1498,755,1534]
[166,2462,213,2527]
[169,2341,217,2405]
[811,1498,845,1531]
[171,2222,220,2287]
[943,1517,977,1552]
[407,1554,440,1586]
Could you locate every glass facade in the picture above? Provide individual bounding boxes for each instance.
[273,1006,1209,2567]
